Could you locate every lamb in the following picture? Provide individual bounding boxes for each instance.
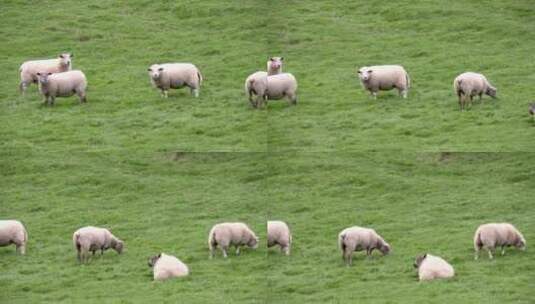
[208,222,259,258]
[453,72,497,110]
[148,253,189,281]
[357,65,410,99]
[413,254,455,281]
[244,57,284,107]
[19,53,72,94]
[338,226,391,265]
[474,223,526,260]
[0,220,28,254]
[36,70,87,106]
[267,220,292,255]
[147,63,202,98]
[72,226,124,263]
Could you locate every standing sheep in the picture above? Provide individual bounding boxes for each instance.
[148,253,189,281]
[208,222,259,258]
[413,254,455,281]
[453,72,497,110]
[244,57,284,107]
[357,65,410,99]
[261,73,298,107]
[72,226,124,263]
[36,70,87,106]
[19,53,72,94]
[0,220,28,255]
[147,63,202,98]
[338,226,391,266]
[267,220,292,255]
[474,223,526,260]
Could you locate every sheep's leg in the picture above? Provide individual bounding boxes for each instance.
[501,246,506,256]
[50,96,55,106]
[221,246,228,258]
[235,245,241,256]
[92,250,96,256]
[77,250,82,263]
[487,248,494,259]
[474,248,480,260]
[370,90,377,99]
[289,93,297,105]
[78,90,87,103]
[161,89,168,98]
[20,81,29,95]
[366,248,372,258]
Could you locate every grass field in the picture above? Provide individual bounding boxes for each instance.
[1,0,534,303]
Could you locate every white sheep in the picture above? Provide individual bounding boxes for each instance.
[474,223,526,260]
[267,220,292,255]
[338,226,391,265]
[357,65,410,99]
[244,57,284,107]
[260,73,298,108]
[453,72,497,110]
[72,226,124,263]
[208,222,259,258]
[36,70,87,106]
[0,220,28,254]
[147,63,202,98]
[148,253,189,281]
[413,254,455,281]
[19,53,72,94]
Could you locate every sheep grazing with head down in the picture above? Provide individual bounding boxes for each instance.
[474,223,526,260]
[148,253,189,281]
[72,226,124,263]
[267,220,292,255]
[19,53,72,94]
[413,254,455,281]
[453,72,497,110]
[148,63,203,98]
[208,222,259,258]
[245,57,284,107]
[338,226,391,266]
[357,65,410,99]
[0,220,28,255]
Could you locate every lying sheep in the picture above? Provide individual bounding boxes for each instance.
[453,72,497,110]
[19,53,72,94]
[0,220,28,254]
[267,220,292,255]
[148,253,189,281]
[208,222,259,258]
[338,226,391,265]
[357,65,410,99]
[474,223,526,260]
[148,63,202,98]
[36,70,87,106]
[413,254,455,281]
[244,57,284,107]
[72,226,124,263]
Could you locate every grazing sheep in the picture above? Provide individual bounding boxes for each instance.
[0,220,28,255]
[147,63,202,98]
[357,65,410,99]
[338,226,391,266]
[72,226,124,263]
[19,53,72,94]
[474,223,526,260]
[453,72,497,110]
[413,254,455,281]
[267,220,292,255]
[529,103,535,121]
[244,57,284,107]
[36,70,87,106]
[148,253,189,281]
[208,222,259,258]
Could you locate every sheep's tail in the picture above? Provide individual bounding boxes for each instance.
[473,228,482,251]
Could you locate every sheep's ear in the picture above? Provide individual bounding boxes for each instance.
[368,70,373,73]
[357,70,361,74]
[269,57,273,61]
[48,72,52,75]
[59,54,64,59]
[158,67,164,71]
[280,57,284,61]
[70,53,73,58]
[423,253,427,258]
[36,72,41,76]
[147,68,152,72]
[157,253,162,258]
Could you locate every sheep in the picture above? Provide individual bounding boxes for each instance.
[357,65,410,99]
[72,226,124,263]
[148,253,189,281]
[0,220,28,254]
[267,220,292,255]
[147,63,202,98]
[413,253,455,281]
[19,53,72,94]
[474,223,526,260]
[244,57,284,107]
[529,103,535,121]
[453,72,497,110]
[36,70,87,106]
[208,222,259,258]
[338,226,391,266]
[257,73,298,108]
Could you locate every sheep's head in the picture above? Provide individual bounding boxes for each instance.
[380,242,391,255]
[486,86,497,98]
[36,72,52,84]
[148,253,162,268]
[516,237,526,251]
[58,53,72,68]
[148,65,164,80]
[268,57,283,72]
[248,236,259,249]
[357,67,373,81]
[413,254,427,268]
[113,239,124,254]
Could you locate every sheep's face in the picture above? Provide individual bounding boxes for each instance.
[357,68,373,81]
[114,240,124,254]
[413,254,427,268]
[36,72,52,84]
[516,238,526,250]
[268,57,283,71]
[148,65,164,80]
[58,53,72,68]
[248,236,259,249]
[486,86,497,98]
[380,243,391,255]
[148,254,161,267]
